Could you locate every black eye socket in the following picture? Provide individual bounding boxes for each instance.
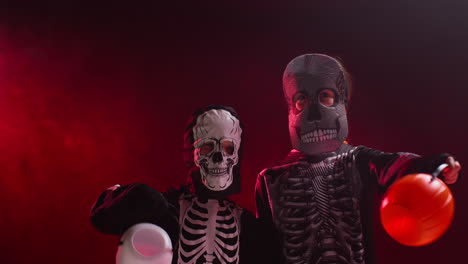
[222,141,234,155]
[318,89,336,107]
[199,142,214,155]
[293,93,308,112]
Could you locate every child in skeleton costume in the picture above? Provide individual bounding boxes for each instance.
[255,54,461,264]
[91,105,261,264]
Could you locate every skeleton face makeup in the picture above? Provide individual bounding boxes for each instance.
[192,109,242,191]
[283,54,349,155]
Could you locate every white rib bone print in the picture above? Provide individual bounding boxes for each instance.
[178,197,241,264]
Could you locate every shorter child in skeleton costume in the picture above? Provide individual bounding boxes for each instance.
[91,105,260,264]
[255,54,461,264]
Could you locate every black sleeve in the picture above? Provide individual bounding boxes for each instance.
[353,146,451,263]
[89,183,179,242]
[240,208,279,264]
[252,171,282,264]
[255,170,273,223]
[355,146,451,189]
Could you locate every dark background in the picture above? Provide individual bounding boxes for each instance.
[1,1,467,263]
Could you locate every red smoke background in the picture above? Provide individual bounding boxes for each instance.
[1,2,467,263]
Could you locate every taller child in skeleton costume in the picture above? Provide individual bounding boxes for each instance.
[255,54,461,264]
[91,105,260,264]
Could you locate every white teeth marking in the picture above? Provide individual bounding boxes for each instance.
[300,129,338,143]
[208,168,228,175]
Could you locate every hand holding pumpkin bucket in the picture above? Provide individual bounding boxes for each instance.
[380,164,455,246]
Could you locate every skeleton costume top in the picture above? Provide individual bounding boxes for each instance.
[255,54,452,264]
[91,105,261,264]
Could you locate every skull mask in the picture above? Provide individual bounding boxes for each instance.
[283,54,350,155]
[192,109,242,191]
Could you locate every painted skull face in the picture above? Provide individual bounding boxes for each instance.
[192,109,242,191]
[283,54,349,155]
